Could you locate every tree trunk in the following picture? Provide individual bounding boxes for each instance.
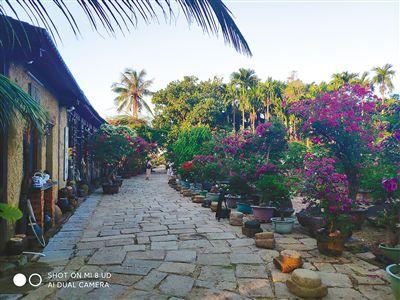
[380,85,385,105]
[233,107,236,132]
[133,95,138,118]
[265,99,271,121]
[242,110,245,130]
[250,111,256,133]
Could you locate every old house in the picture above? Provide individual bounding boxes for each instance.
[0,18,104,250]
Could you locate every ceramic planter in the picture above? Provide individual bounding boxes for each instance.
[237,202,253,214]
[271,217,295,234]
[386,264,400,300]
[316,233,345,256]
[226,195,240,209]
[379,244,400,263]
[199,190,207,197]
[296,209,325,237]
[207,192,220,202]
[350,208,365,230]
[251,206,275,223]
[102,184,119,195]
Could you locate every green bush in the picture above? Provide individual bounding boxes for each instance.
[255,174,291,207]
[171,126,212,166]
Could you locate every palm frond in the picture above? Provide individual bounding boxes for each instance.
[138,96,154,116]
[0,74,48,134]
[1,0,251,56]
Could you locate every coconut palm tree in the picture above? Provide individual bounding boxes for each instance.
[330,71,359,90]
[230,68,258,129]
[0,0,251,56]
[372,64,395,102]
[0,74,47,134]
[112,69,153,118]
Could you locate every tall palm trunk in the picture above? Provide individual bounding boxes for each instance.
[264,98,271,121]
[380,85,385,105]
[233,107,236,132]
[132,95,138,118]
[250,110,256,133]
[241,110,245,129]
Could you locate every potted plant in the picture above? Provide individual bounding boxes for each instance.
[377,177,400,262]
[228,175,252,211]
[255,172,292,225]
[386,264,400,300]
[301,154,354,256]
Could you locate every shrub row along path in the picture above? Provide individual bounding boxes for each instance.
[22,168,393,299]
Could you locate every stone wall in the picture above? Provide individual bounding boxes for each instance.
[4,63,68,239]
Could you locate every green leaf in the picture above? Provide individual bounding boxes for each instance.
[0,203,23,222]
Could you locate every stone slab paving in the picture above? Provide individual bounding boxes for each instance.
[8,169,393,299]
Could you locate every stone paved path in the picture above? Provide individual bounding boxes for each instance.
[19,169,394,299]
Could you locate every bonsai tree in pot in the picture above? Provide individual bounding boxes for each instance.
[302,153,354,256]
[255,169,293,227]
[377,177,400,261]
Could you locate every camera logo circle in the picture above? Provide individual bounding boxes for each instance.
[13,273,26,287]
[29,273,42,287]
[13,273,42,287]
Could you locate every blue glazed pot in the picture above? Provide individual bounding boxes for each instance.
[386,264,400,300]
[237,202,253,214]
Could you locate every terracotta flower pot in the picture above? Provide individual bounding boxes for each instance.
[316,233,345,256]
[251,206,275,223]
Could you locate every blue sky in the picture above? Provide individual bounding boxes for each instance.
[9,0,400,118]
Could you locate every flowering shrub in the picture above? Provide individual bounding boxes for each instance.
[377,177,400,245]
[302,153,353,235]
[91,124,151,177]
[291,84,380,198]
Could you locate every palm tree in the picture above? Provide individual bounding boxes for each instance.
[224,83,239,131]
[372,64,395,102]
[261,78,283,121]
[0,74,47,134]
[0,0,251,56]
[330,71,359,90]
[358,71,370,87]
[248,85,263,132]
[112,69,153,118]
[230,68,258,129]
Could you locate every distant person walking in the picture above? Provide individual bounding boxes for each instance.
[167,162,174,179]
[145,159,152,180]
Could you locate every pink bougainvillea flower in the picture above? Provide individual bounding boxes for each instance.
[382,178,398,193]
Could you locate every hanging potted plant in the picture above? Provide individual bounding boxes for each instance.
[301,154,354,256]
[377,177,400,263]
